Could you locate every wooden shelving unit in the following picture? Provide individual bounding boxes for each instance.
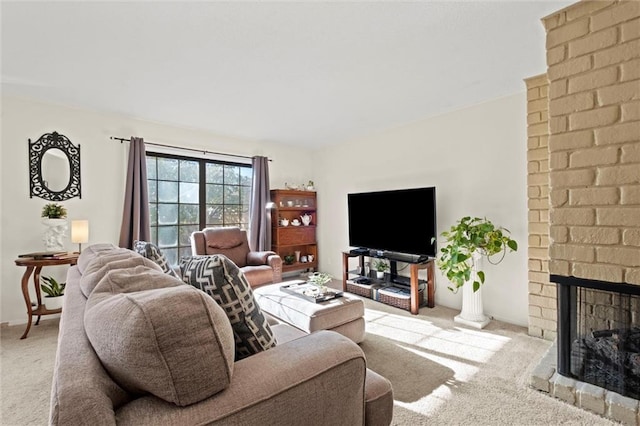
[270,189,317,273]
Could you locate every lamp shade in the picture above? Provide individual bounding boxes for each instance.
[71,220,89,244]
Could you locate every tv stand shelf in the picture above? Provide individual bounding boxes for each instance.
[342,251,435,314]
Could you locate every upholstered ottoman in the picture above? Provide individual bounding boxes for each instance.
[253,280,366,343]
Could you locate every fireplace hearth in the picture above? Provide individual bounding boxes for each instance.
[552,275,640,401]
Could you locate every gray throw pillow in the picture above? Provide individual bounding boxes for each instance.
[85,266,235,406]
[180,254,276,360]
[133,240,178,278]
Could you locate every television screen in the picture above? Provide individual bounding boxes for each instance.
[348,187,437,258]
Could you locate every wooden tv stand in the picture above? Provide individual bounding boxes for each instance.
[342,251,435,315]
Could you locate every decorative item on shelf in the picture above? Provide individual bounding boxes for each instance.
[434,216,518,329]
[300,255,308,263]
[307,254,314,262]
[71,220,89,253]
[306,180,315,191]
[41,203,68,251]
[41,276,66,310]
[291,219,301,226]
[307,272,332,294]
[295,250,301,262]
[300,213,312,226]
[284,254,295,265]
[280,218,289,227]
[372,259,389,279]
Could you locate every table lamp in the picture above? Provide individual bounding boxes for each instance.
[71,220,89,253]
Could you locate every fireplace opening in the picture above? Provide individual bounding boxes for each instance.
[552,275,640,400]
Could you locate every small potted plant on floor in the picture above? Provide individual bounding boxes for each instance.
[372,259,389,279]
[41,276,66,310]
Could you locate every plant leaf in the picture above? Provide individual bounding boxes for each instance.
[508,240,518,251]
[473,281,480,292]
[477,270,485,283]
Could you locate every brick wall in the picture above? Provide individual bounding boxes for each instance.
[525,75,556,340]
[543,0,640,285]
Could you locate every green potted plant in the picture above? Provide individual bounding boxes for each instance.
[41,276,66,310]
[283,254,295,265]
[434,216,517,328]
[435,216,518,292]
[372,259,389,279]
[41,203,67,219]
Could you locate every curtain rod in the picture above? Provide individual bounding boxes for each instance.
[109,136,271,162]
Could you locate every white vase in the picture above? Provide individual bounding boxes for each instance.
[42,218,67,251]
[454,253,490,329]
[376,271,385,279]
[44,295,64,310]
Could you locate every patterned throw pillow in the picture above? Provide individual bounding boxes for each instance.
[180,254,277,360]
[133,240,179,278]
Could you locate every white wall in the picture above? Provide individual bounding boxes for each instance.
[1,93,530,327]
[0,95,313,324]
[314,93,529,326]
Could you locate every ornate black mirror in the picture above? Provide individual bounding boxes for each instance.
[29,131,81,201]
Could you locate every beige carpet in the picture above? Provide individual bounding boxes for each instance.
[1,300,615,426]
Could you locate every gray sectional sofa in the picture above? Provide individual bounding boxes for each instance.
[50,243,393,425]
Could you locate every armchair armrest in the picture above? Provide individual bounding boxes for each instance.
[246,250,277,265]
[267,254,282,283]
[115,331,367,425]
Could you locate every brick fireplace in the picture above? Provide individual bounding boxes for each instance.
[526,0,639,423]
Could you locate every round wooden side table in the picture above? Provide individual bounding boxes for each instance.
[14,255,78,339]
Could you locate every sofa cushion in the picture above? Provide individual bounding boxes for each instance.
[76,243,121,274]
[80,254,161,298]
[85,266,235,406]
[133,240,179,278]
[180,254,276,360]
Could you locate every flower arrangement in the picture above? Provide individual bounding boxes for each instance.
[41,203,67,219]
[307,272,332,287]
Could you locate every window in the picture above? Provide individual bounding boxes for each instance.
[146,152,252,265]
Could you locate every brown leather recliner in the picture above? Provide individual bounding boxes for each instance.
[190,226,282,288]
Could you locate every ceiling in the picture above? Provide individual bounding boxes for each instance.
[1,1,571,147]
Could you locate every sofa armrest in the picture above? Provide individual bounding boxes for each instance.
[114,331,367,425]
[246,250,276,265]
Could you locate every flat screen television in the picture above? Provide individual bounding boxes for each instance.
[348,187,437,259]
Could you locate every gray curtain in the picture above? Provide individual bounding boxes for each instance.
[249,156,271,251]
[119,137,150,248]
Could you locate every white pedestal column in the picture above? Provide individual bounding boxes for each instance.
[454,253,490,329]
